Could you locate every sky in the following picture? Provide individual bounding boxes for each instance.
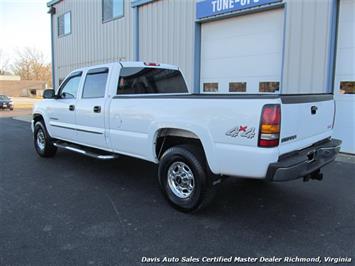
[0,0,51,64]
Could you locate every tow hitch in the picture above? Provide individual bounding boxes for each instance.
[303,170,323,182]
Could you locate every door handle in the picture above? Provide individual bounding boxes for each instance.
[69,105,75,111]
[311,106,318,115]
[93,106,101,113]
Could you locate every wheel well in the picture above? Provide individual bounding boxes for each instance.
[33,114,44,124]
[155,128,205,160]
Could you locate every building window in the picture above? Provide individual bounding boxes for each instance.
[340,81,355,94]
[259,82,280,93]
[203,83,218,92]
[229,82,246,92]
[103,0,124,22]
[58,12,71,37]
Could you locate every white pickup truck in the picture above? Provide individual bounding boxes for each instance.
[32,61,341,212]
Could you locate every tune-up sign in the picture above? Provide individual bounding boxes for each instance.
[196,0,281,19]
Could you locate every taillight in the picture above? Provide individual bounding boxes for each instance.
[258,104,281,148]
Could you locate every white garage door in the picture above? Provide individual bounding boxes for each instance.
[333,0,355,154]
[200,9,284,94]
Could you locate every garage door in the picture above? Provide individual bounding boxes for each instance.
[333,0,355,154]
[200,9,284,94]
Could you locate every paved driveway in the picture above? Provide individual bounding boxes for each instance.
[0,118,354,265]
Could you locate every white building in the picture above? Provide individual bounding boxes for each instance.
[47,0,354,153]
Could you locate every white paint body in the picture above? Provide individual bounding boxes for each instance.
[33,62,335,179]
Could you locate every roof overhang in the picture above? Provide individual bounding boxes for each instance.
[131,0,155,8]
[47,0,155,8]
[47,0,62,7]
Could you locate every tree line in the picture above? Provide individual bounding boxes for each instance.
[0,47,52,87]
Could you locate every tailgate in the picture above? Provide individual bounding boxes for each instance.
[279,94,335,153]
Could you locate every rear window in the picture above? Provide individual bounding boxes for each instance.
[117,67,188,95]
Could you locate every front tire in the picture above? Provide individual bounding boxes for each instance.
[34,121,57,157]
[158,145,216,212]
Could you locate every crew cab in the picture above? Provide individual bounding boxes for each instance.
[32,61,341,212]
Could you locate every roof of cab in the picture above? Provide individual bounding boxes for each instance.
[120,61,179,70]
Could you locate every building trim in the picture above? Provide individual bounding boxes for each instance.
[131,0,154,8]
[47,0,61,7]
[327,0,339,93]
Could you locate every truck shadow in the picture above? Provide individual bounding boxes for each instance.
[53,149,329,223]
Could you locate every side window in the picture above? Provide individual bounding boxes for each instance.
[82,68,109,98]
[58,74,82,99]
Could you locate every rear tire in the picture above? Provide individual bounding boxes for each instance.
[34,121,57,157]
[158,145,216,212]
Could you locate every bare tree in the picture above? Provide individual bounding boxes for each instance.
[0,49,10,75]
[11,47,52,86]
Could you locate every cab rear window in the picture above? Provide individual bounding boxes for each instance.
[117,67,188,95]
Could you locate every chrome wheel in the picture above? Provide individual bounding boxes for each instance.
[167,161,195,199]
[36,129,45,151]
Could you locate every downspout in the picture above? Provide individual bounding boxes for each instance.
[327,0,339,93]
[193,22,201,94]
[132,6,139,61]
[48,6,56,90]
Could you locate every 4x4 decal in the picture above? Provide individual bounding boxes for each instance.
[226,125,256,139]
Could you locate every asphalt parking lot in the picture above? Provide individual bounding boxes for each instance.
[0,117,354,265]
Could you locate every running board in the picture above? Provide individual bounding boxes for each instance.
[53,142,118,160]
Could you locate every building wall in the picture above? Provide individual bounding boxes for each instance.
[136,0,334,93]
[50,0,334,94]
[138,0,196,90]
[52,0,134,88]
[282,0,333,94]
[0,80,46,97]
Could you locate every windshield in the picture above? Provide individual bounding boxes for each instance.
[117,67,188,94]
[0,95,10,100]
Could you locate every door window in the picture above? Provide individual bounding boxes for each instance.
[82,68,109,98]
[229,82,246,92]
[203,83,218,92]
[58,74,82,99]
[259,81,280,93]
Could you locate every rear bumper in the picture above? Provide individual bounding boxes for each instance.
[266,138,341,182]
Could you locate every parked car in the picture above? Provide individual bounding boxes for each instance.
[32,62,341,212]
[0,95,14,111]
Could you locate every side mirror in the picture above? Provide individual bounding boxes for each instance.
[43,89,55,99]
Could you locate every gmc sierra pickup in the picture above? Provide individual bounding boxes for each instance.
[32,61,341,212]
